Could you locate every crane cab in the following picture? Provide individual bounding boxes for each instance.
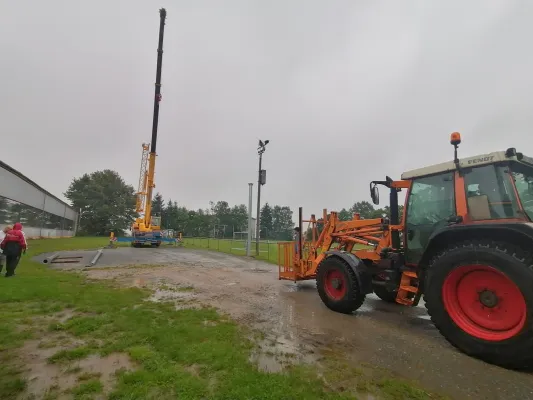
[131,215,162,248]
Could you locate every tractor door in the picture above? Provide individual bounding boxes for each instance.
[463,164,522,221]
[404,172,456,264]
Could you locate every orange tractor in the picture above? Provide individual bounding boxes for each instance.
[278,133,533,369]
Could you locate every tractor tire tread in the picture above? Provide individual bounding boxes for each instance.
[424,238,533,370]
[316,256,366,314]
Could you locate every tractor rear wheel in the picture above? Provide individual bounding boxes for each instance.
[316,256,366,314]
[424,240,533,369]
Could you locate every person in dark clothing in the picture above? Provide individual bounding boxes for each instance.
[0,223,27,277]
[0,225,12,273]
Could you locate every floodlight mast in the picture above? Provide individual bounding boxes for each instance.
[256,139,269,256]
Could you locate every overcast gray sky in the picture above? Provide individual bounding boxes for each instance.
[1,0,532,219]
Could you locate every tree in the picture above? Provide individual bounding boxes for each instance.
[260,203,273,239]
[230,204,248,233]
[161,198,173,229]
[211,201,233,237]
[271,205,294,240]
[152,193,165,218]
[64,170,136,236]
[350,201,375,219]
[187,208,213,237]
[338,208,352,221]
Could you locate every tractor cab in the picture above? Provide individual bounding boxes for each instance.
[371,133,533,266]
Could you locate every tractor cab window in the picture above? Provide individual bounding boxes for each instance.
[404,172,455,264]
[463,164,520,220]
[510,163,533,221]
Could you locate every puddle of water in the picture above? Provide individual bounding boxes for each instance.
[250,351,284,373]
[77,353,136,389]
[19,333,136,398]
[249,323,320,374]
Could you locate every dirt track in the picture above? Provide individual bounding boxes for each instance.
[39,247,533,399]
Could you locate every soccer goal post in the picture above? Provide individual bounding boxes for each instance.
[231,231,248,253]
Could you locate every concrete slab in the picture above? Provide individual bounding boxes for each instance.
[33,250,100,269]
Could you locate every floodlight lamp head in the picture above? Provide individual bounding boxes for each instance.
[264,140,270,145]
[258,140,264,147]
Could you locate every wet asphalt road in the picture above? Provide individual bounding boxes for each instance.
[36,247,533,399]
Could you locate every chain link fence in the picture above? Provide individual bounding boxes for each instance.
[182,237,284,264]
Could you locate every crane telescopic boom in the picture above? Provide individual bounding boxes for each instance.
[131,8,167,248]
[144,7,166,228]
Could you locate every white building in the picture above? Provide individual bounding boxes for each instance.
[0,160,79,238]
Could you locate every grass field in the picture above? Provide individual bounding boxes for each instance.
[182,237,280,264]
[181,237,369,265]
[0,237,441,399]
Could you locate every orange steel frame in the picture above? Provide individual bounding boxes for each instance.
[279,180,410,282]
[278,169,529,282]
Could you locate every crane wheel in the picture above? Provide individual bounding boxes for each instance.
[424,239,533,369]
[316,256,366,314]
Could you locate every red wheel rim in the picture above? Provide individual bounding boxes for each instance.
[324,269,347,300]
[442,264,527,341]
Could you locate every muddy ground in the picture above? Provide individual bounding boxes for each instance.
[36,247,533,399]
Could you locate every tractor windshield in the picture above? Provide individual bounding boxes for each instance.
[510,163,533,221]
[463,164,521,220]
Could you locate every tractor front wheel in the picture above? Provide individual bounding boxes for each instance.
[424,240,533,369]
[316,256,366,314]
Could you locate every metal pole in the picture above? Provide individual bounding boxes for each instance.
[255,153,262,256]
[247,183,253,256]
[43,253,59,264]
[299,207,303,257]
[87,248,104,267]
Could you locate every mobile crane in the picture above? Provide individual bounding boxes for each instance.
[279,132,533,370]
[131,8,166,248]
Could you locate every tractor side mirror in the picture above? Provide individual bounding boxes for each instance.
[370,184,380,205]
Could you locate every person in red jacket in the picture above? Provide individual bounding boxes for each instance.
[0,222,27,277]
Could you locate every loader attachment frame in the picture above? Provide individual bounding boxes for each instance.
[279,177,409,282]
